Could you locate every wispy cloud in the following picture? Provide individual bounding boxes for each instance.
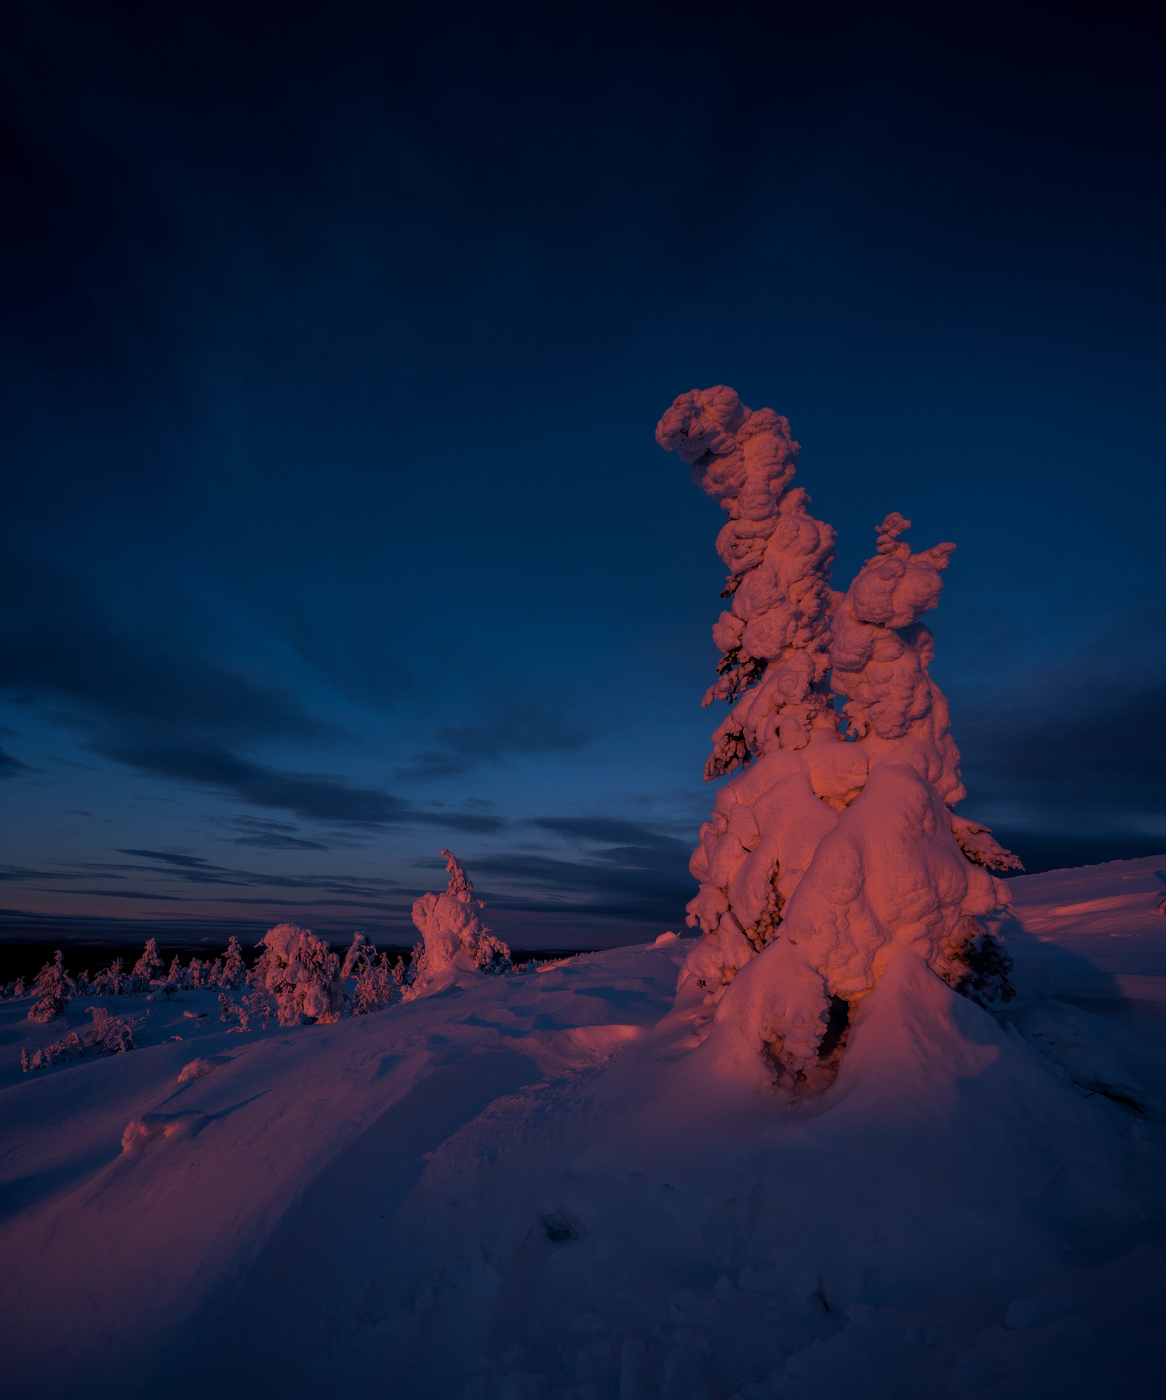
[463,814,694,922]
[0,554,508,830]
[395,703,588,782]
[957,608,1166,852]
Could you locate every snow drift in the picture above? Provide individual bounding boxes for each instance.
[1,858,1164,1398]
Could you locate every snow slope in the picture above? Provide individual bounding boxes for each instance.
[3,859,1165,1399]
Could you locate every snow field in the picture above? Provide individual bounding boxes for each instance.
[2,859,1165,1398]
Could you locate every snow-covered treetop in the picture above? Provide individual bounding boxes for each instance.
[259,922,317,964]
[656,385,841,777]
[442,849,473,896]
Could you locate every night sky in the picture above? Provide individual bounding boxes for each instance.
[2,0,1164,950]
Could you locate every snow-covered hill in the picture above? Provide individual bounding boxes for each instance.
[3,857,1165,1399]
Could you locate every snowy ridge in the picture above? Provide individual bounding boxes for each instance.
[3,857,1166,1398]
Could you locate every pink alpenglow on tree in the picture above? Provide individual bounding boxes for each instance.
[253,922,343,1026]
[406,851,512,996]
[656,387,861,995]
[658,386,1021,1081]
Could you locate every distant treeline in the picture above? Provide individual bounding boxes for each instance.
[0,939,592,986]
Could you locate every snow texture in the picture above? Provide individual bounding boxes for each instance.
[657,386,1021,1075]
[2,857,1164,1399]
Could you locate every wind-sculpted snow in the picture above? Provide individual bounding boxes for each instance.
[2,868,1164,1400]
[658,386,1022,1076]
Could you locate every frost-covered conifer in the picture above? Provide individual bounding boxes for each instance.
[164,956,187,993]
[92,957,125,996]
[252,923,343,1026]
[659,386,1021,1079]
[656,388,858,995]
[130,938,164,992]
[85,1005,137,1054]
[27,950,72,1023]
[218,936,247,990]
[405,852,512,996]
[344,935,395,1015]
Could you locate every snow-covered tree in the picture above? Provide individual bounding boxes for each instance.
[85,1005,138,1055]
[163,956,187,993]
[405,851,512,996]
[252,922,343,1026]
[92,957,125,997]
[341,934,395,1015]
[130,938,165,992]
[27,950,73,1023]
[658,386,1020,1082]
[218,936,247,990]
[656,388,857,996]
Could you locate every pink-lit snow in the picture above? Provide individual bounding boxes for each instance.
[2,857,1165,1398]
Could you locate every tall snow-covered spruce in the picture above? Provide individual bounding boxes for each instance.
[658,385,1021,1081]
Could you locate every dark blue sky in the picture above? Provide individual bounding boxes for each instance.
[2,0,1164,949]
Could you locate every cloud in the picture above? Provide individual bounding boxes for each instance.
[0,865,74,882]
[395,704,588,782]
[461,814,694,922]
[212,816,329,851]
[956,609,1166,858]
[0,746,31,778]
[106,848,405,900]
[0,554,506,831]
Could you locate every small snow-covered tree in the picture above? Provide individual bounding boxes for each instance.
[405,851,512,996]
[129,938,164,993]
[218,936,247,990]
[27,950,73,1023]
[252,922,343,1025]
[163,955,187,993]
[343,935,396,1015]
[85,1005,138,1054]
[658,386,1020,1082]
[92,957,125,997]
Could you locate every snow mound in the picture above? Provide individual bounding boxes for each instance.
[1,868,1162,1399]
[121,1111,209,1155]
[177,1057,217,1083]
